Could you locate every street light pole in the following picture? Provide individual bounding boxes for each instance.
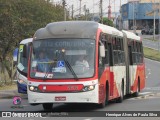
[133,2,135,33]
[158,2,160,52]
[62,0,66,21]
[79,0,82,16]
[153,0,155,40]
[100,0,103,23]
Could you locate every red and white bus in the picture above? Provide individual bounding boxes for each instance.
[27,21,145,110]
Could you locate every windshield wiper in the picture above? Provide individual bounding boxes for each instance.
[62,56,79,81]
[65,59,79,81]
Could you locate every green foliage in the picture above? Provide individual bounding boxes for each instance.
[102,17,114,27]
[0,0,64,79]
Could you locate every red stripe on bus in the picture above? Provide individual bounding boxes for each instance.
[38,84,84,92]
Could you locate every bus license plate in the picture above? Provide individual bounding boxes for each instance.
[55,96,66,101]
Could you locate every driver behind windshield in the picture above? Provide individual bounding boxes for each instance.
[75,55,89,68]
[37,51,50,72]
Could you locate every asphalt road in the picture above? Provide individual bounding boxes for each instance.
[141,35,160,50]
[0,58,160,119]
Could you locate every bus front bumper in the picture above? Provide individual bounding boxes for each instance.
[28,86,99,104]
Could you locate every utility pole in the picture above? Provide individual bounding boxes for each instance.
[86,9,89,21]
[133,2,135,33]
[108,0,111,20]
[114,0,115,18]
[100,0,103,23]
[153,0,155,40]
[119,0,122,30]
[84,5,87,20]
[93,0,95,14]
[79,0,82,16]
[62,0,66,21]
[71,4,74,20]
[134,2,137,33]
[158,2,160,52]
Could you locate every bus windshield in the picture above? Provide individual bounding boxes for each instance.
[17,44,29,74]
[30,38,95,79]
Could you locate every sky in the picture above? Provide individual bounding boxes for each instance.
[52,0,128,15]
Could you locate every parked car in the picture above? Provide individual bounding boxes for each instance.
[141,28,152,35]
[142,28,159,35]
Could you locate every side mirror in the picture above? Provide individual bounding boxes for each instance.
[13,48,18,66]
[13,48,18,62]
[100,45,105,57]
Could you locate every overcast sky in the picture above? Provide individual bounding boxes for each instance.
[52,0,128,15]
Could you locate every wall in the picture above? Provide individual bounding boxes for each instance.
[121,2,160,20]
[140,0,160,3]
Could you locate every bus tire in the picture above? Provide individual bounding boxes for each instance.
[133,80,140,97]
[42,103,53,111]
[30,103,40,106]
[98,83,109,108]
[116,82,124,103]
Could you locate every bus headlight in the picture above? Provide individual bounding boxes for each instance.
[88,85,94,90]
[29,86,34,91]
[82,85,95,91]
[29,85,38,92]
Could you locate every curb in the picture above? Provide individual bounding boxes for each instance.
[0,90,26,99]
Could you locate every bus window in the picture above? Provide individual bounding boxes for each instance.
[30,38,96,79]
[17,44,29,74]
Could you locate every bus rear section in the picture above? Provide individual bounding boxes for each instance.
[122,30,145,96]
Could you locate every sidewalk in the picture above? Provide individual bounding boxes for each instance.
[0,89,26,99]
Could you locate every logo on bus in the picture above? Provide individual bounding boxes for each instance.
[67,86,78,90]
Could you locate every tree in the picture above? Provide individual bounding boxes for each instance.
[0,0,64,81]
[101,17,114,27]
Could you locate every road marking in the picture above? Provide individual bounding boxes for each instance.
[84,118,93,120]
[139,92,152,95]
[22,105,28,107]
[147,69,151,75]
[128,91,160,101]
[145,68,151,79]
[144,87,160,91]
[127,92,155,100]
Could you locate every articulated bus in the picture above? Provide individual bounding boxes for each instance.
[27,21,145,110]
[17,38,32,94]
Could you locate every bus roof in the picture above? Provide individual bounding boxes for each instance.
[34,21,98,40]
[20,38,33,44]
[98,24,123,37]
[122,30,140,41]
[33,21,123,40]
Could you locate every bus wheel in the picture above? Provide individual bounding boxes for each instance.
[116,83,124,103]
[98,84,109,108]
[42,103,53,111]
[133,81,140,97]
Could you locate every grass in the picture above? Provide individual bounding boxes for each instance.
[143,47,160,61]
[0,83,17,91]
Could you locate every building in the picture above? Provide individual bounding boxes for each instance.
[121,0,160,30]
